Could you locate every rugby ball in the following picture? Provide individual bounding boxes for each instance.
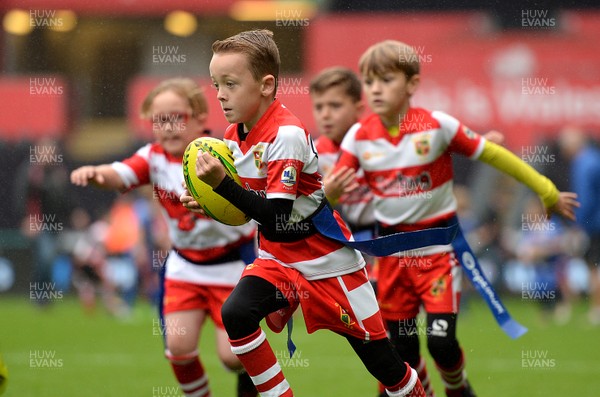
[183,137,250,226]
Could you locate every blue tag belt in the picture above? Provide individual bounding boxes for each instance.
[311,205,527,340]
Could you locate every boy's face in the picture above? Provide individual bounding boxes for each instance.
[149,90,206,157]
[210,52,273,129]
[362,70,419,125]
[311,85,363,144]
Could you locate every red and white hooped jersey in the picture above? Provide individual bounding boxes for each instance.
[338,108,485,253]
[224,99,364,280]
[315,133,375,229]
[111,142,255,285]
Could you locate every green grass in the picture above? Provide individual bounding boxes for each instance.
[1,294,599,396]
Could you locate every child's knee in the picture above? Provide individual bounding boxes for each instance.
[426,334,460,365]
[221,297,247,329]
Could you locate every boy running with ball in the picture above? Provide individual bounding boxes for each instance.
[181,30,426,397]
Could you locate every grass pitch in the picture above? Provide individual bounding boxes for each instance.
[1,293,599,396]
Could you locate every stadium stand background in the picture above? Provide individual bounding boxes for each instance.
[0,0,599,292]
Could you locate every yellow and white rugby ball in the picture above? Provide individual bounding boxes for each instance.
[183,137,250,226]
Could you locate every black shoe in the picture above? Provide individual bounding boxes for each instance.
[461,381,476,397]
[237,371,258,397]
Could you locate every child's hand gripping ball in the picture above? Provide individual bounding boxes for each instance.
[183,137,250,226]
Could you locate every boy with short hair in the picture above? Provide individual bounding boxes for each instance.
[182,30,425,397]
[310,67,379,287]
[310,66,375,232]
[335,40,579,397]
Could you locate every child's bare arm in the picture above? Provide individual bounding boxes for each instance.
[70,164,126,191]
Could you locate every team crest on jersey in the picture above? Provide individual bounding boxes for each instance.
[252,144,267,176]
[462,125,476,139]
[430,276,447,298]
[413,135,431,156]
[337,304,356,329]
[280,165,297,188]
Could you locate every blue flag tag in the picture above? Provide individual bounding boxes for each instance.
[451,220,527,339]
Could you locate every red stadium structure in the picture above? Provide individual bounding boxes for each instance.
[0,4,599,149]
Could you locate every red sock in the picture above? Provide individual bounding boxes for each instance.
[165,350,210,397]
[435,349,468,397]
[230,328,293,397]
[384,363,426,397]
[415,357,435,397]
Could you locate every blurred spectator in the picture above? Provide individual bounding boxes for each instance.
[71,206,123,316]
[558,126,600,325]
[503,196,573,323]
[102,194,143,316]
[13,138,73,307]
[130,187,170,306]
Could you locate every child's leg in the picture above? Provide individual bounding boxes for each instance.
[346,336,425,397]
[164,310,209,397]
[386,319,435,397]
[215,327,258,397]
[426,313,475,397]
[222,276,292,397]
[165,350,210,397]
